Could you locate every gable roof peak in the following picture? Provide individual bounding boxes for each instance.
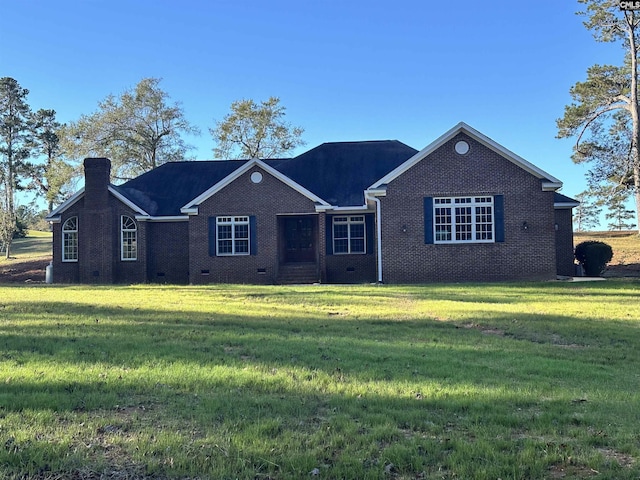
[369,122,562,191]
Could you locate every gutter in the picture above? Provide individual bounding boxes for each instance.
[365,192,384,283]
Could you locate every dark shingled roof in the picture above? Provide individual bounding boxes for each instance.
[113,140,419,216]
[554,192,579,205]
[114,160,249,216]
[276,140,418,205]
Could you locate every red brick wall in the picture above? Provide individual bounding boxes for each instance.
[379,133,558,283]
[554,208,575,277]
[325,254,376,283]
[52,200,82,283]
[52,195,147,284]
[189,166,319,284]
[145,221,189,284]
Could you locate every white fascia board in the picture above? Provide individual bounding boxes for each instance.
[542,182,563,191]
[181,159,331,213]
[369,122,563,191]
[554,202,580,209]
[364,186,387,197]
[45,187,85,221]
[323,206,371,214]
[108,186,150,216]
[315,205,333,212]
[45,186,151,221]
[135,215,189,222]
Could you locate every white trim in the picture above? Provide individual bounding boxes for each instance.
[369,122,562,192]
[45,185,150,221]
[542,182,563,191]
[135,215,189,222]
[181,159,331,213]
[216,216,251,256]
[432,196,495,244]
[554,202,580,209]
[365,187,387,197]
[332,215,366,255]
[46,188,85,221]
[62,216,79,263]
[109,186,150,216]
[365,192,383,283]
[120,215,138,262]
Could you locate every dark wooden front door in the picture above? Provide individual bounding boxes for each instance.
[284,217,315,263]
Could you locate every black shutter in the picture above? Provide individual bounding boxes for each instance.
[250,216,257,255]
[208,217,217,256]
[424,197,434,244]
[326,216,333,255]
[365,213,374,254]
[494,195,505,243]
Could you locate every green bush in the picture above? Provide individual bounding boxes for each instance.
[575,240,613,276]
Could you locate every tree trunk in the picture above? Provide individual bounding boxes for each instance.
[626,11,640,235]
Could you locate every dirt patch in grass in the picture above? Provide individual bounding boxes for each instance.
[0,256,51,284]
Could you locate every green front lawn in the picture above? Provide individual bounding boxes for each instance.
[1,281,639,479]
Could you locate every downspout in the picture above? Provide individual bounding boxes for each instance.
[366,193,383,283]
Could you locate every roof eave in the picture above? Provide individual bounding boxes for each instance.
[554,202,580,209]
[542,182,563,191]
[108,186,150,216]
[45,187,86,221]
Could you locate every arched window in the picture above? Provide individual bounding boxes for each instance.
[121,215,137,261]
[62,217,78,262]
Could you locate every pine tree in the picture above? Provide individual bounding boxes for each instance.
[606,190,637,230]
[0,77,32,258]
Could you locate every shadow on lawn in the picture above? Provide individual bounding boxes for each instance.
[1,300,638,413]
[2,296,640,479]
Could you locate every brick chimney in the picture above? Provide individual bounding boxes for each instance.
[83,158,111,209]
[81,157,113,283]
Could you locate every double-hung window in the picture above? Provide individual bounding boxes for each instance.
[217,216,250,255]
[333,216,365,254]
[433,197,494,243]
[62,216,78,262]
[121,215,137,261]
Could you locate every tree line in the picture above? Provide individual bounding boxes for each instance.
[558,0,640,234]
[0,77,304,258]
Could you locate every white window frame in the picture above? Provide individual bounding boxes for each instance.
[216,216,250,256]
[121,215,138,261]
[332,216,366,254]
[433,197,494,244]
[62,216,78,262]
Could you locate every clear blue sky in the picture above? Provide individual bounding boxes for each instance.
[1,0,624,213]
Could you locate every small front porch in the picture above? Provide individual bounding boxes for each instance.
[277,215,321,284]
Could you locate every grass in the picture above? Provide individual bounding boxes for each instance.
[1,281,640,479]
[0,231,52,262]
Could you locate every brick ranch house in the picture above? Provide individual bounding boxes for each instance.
[46,122,578,284]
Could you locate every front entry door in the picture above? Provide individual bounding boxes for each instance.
[284,217,315,263]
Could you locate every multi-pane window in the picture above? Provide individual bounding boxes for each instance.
[433,197,494,243]
[333,216,365,254]
[217,216,250,255]
[121,215,137,261]
[62,217,78,262]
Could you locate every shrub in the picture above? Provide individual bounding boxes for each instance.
[575,241,613,276]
